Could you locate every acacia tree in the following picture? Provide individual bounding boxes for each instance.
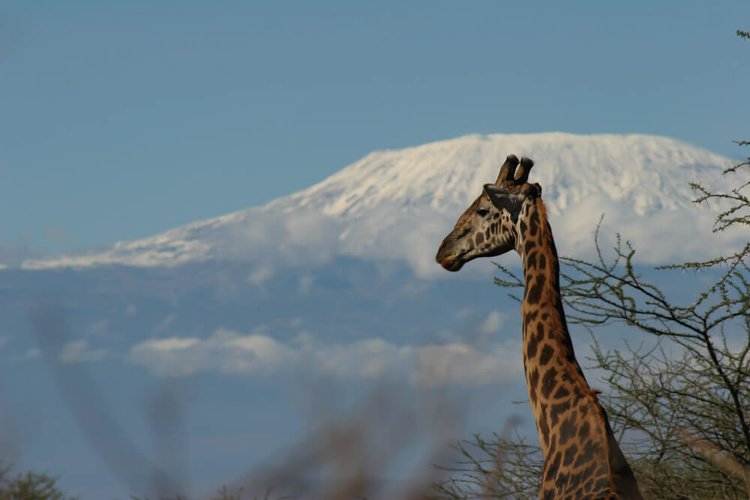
[0,463,77,500]
[557,150,749,499]
[557,31,750,497]
[434,28,750,500]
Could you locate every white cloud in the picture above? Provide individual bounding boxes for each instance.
[134,337,199,352]
[397,213,455,279]
[251,324,270,335]
[25,348,41,359]
[455,308,472,320]
[436,328,456,342]
[153,314,176,335]
[552,197,745,265]
[127,328,296,377]
[87,319,109,337]
[410,341,523,388]
[127,328,523,387]
[284,212,340,248]
[298,274,315,295]
[59,340,107,363]
[247,265,274,289]
[310,337,407,380]
[216,211,342,270]
[225,334,291,366]
[479,311,504,336]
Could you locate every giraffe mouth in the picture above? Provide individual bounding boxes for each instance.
[440,257,465,272]
[436,239,468,272]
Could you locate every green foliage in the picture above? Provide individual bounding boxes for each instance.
[0,463,77,500]
[129,485,274,500]
[432,432,542,499]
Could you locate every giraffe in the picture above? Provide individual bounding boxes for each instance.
[435,155,643,499]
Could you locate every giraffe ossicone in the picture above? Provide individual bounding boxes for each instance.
[436,155,643,499]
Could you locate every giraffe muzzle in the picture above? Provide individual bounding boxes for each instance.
[436,241,463,272]
[438,256,464,272]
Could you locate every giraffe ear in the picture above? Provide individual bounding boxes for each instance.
[483,184,512,208]
[484,184,527,211]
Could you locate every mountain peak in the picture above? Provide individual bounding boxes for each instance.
[19,133,740,274]
[264,133,732,220]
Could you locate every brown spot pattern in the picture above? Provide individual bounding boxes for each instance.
[436,169,642,499]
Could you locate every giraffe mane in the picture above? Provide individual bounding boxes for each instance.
[534,197,560,306]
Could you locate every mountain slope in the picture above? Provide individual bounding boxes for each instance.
[20,133,740,275]
[269,132,729,216]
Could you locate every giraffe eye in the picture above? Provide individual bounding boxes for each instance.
[477,209,490,218]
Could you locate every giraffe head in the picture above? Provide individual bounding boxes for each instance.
[436,155,540,271]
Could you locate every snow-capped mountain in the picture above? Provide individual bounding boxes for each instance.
[20,133,740,275]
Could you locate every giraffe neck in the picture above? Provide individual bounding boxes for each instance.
[516,197,642,499]
[517,197,587,452]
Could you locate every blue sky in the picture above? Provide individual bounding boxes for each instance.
[2,1,749,254]
[2,4,749,497]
